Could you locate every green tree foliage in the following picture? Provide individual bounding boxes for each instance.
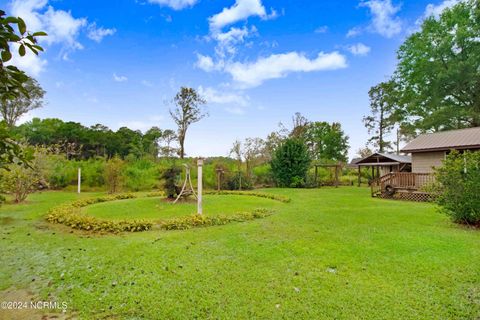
[433,151,480,225]
[271,138,311,188]
[170,87,207,158]
[1,78,45,127]
[305,121,349,162]
[0,147,48,203]
[0,10,46,168]
[104,156,124,194]
[363,81,397,152]
[13,118,164,159]
[394,0,480,132]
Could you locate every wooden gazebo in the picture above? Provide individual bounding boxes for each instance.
[355,153,412,186]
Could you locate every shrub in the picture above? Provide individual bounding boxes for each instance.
[161,166,181,198]
[271,138,311,187]
[225,171,252,190]
[0,194,5,206]
[159,208,274,230]
[433,150,480,226]
[45,193,152,233]
[104,156,124,193]
[0,147,49,203]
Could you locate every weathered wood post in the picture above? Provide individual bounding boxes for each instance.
[77,168,81,194]
[197,158,203,215]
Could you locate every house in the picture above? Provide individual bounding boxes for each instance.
[370,127,480,201]
[401,127,480,173]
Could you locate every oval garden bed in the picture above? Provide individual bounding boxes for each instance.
[45,191,290,233]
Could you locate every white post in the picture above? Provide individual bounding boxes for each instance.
[197,158,203,215]
[77,168,81,194]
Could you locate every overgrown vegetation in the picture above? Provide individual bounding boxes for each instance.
[433,151,480,226]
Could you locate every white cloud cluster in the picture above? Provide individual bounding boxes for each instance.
[8,0,115,75]
[198,85,250,114]
[347,43,371,56]
[360,0,402,38]
[113,73,128,82]
[213,26,257,57]
[346,27,362,38]
[209,0,276,31]
[147,0,198,10]
[197,51,347,88]
[88,23,117,42]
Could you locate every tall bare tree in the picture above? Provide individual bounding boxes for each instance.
[169,87,207,158]
[1,78,45,127]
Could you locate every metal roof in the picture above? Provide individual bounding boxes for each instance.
[401,127,480,153]
[356,152,411,165]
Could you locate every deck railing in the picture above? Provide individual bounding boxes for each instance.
[371,172,436,197]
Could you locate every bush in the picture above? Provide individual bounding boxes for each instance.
[0,147,49,203]
[271,138,311,187]
[46,193,152,233]
[0,194,5,206]
[225,171,252,190]
[104,156,124,194]
[433,151,480,226]
[159,208,274,230]
[161,166,181,198]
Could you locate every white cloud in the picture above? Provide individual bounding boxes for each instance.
[11,0,87,51]
[209,0,276,31]
[213,26,257,57]
[113,73,128,82]
[346,27,362,38]
[195,54,221,72]
[198,85,249,108]
[147,0,198,10]
[197,51,347,88]
[423,0,460,19]
[347,43,371,56]
[87,23,116,42]
[315,26,329,34]
[360,0,402,38]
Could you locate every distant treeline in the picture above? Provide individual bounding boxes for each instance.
[11,118,175,159]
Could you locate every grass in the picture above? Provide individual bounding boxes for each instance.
[83,195,283,221]
[0,187,479,319]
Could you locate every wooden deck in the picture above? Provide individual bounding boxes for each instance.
[371,172,435,202]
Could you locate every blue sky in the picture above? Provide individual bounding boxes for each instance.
[2,0,458,159]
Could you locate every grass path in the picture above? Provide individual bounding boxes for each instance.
[0,187,479,319]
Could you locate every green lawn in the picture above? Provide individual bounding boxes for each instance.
[83,195,283,220]
[0,187,479,319]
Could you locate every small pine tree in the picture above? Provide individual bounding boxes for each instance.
[271,138,311,188]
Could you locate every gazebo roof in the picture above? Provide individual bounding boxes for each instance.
[356,152,411,166]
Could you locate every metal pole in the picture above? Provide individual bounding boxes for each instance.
[77,168,81,194]
[197,158,203,215]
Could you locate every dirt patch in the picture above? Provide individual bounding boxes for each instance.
[0,288,75,319]
[0,217,15,225]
